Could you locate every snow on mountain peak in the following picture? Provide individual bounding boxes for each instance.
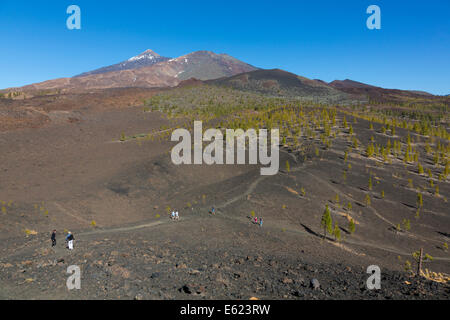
[128,49,160,62]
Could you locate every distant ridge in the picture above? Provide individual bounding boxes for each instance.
[4,49,445,102]
[209,69,354,103]
[328,79,441,103]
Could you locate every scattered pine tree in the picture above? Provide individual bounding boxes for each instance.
[321,205,333,239]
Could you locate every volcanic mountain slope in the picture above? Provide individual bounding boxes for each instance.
[168,51,258,81]
[329,79,448,106]
[329,79,378,91]
[75,49,170,77]
[0,95,449,299]
[209,69,360,104]
[19,51,258,92]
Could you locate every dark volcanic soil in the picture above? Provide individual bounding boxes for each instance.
[0,213,448,300]
[0,91,449,299]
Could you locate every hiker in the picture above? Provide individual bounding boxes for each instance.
[175,211,179,221]
[51,230,56,247]
[259,217,263,227]
[66,231,74,250]
[210,207,215,215]
[254,216,258,224]
[171,211,175,220]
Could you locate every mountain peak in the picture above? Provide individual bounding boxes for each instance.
[64,49,257,85]
[75,49,169,77]
[128,49,161,61]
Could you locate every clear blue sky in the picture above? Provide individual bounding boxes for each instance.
[0,0,449,94]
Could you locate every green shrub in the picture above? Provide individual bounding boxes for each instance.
[321,205,333,238]
[348,219,355,234]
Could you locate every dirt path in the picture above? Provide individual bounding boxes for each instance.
[217,175,268,209]
[2,156,449,264]
[108,127,175,144]
[80,219,167,236]
[214,159,450,262]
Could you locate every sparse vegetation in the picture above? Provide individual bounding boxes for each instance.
[300,187,306,197]
[348,219,355,234]
[333,222,341,241]
[365,194,371,207]
[417,193,423,208]
[321,205,333,239]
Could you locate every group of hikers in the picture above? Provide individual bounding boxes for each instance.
[51,230,75,250]
[49,206,261,249]
[170,210,180,220]
[210,206,263,227]
[253,216,263,227]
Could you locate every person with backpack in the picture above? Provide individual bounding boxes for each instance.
[51,230,56,247]
[66,231,74,250]
[259,217,263,227]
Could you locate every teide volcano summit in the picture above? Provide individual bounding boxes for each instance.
[20,50,258,91]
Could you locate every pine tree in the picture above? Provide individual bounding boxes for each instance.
[365,194,371,206]
[403,219,411,231]
[348,219,355,234]
[418,163,424,175]
[366,143,374,158]
[343,116,348,129]
[353,137,358,149]
[321,205,333,239]
[404,148,410,163]
[333,222,341,241]
[417,193,423,208]
[412,249,433,276]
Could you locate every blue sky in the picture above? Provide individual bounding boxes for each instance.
[0,0,449,94]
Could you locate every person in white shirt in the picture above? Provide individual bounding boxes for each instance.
[66,231,74,250]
